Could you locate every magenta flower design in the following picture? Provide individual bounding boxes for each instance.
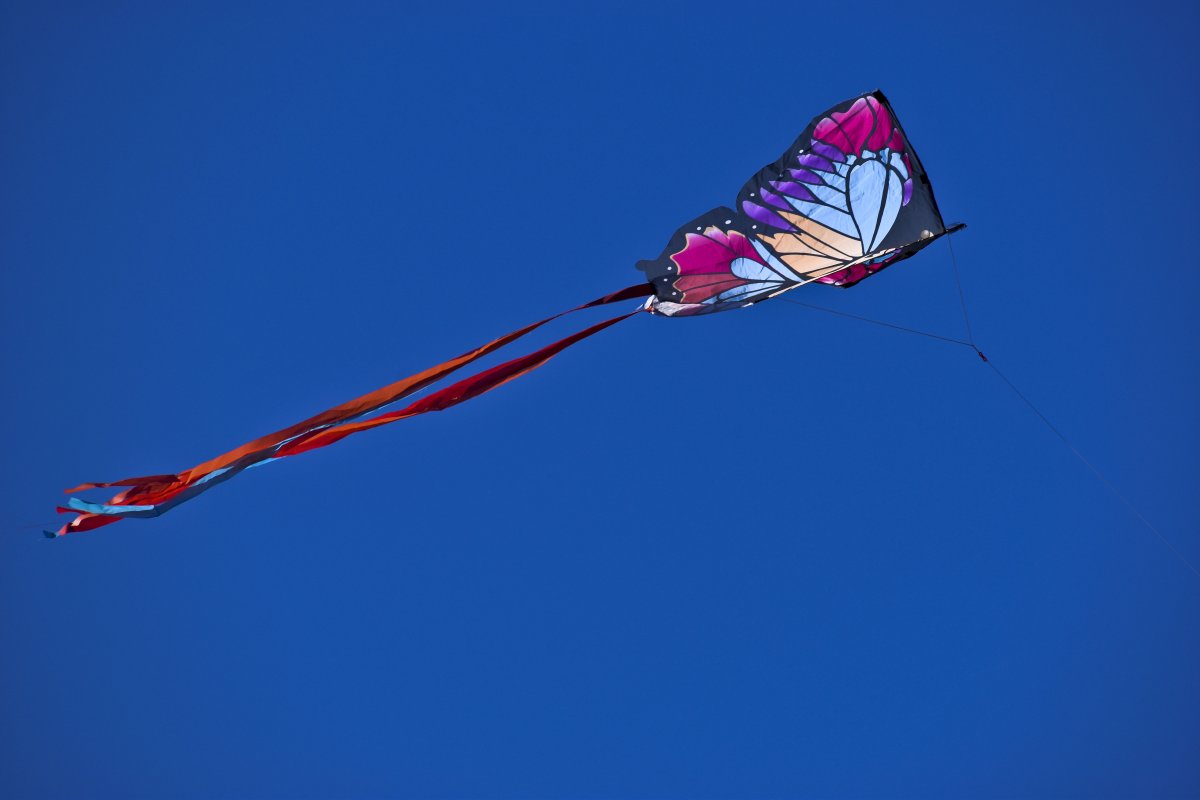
[656,227,805,311]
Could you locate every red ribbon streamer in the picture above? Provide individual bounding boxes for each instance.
[54,284,650,537]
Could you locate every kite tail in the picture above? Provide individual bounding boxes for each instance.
[49,284,652,538]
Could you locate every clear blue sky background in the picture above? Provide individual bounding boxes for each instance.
[3,2,1198,798]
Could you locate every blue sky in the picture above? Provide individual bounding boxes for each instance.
[2,1,1198,797]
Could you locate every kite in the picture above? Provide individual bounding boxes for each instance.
[50,89,962,538]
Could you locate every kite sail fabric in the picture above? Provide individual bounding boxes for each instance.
[52,88,958,537]
[637,89,960,316]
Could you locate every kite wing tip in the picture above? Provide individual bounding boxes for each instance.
[43,529,59,539]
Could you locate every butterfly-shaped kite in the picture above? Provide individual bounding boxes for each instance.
[638,89,960,315]
[50,89,961,537]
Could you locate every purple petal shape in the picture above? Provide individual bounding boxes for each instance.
[902,178,913,205]
[810,141,846,163]
[757,186,793,211]
[769,181,816,202]
[796,153,835,172]
[787,168,824,185]
[742,200,795,231]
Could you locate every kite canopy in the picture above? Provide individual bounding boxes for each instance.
[638,90,954,316]
[51,89,960,537]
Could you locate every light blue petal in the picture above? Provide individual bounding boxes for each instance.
[750,239,805,281]
[804,180,850,211]
[847,158,905,252]
[730,257,777,282]
[784,195,861,240]
[714,281,778,303]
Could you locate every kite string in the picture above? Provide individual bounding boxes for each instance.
[983,359,1200,579]
[778,228,981,351]
[944,239,1197,576]
[946,231,976,347]
[783,245,1198,579]
[779,298,975,348]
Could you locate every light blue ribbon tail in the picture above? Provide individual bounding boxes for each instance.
[64,496,159,517]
